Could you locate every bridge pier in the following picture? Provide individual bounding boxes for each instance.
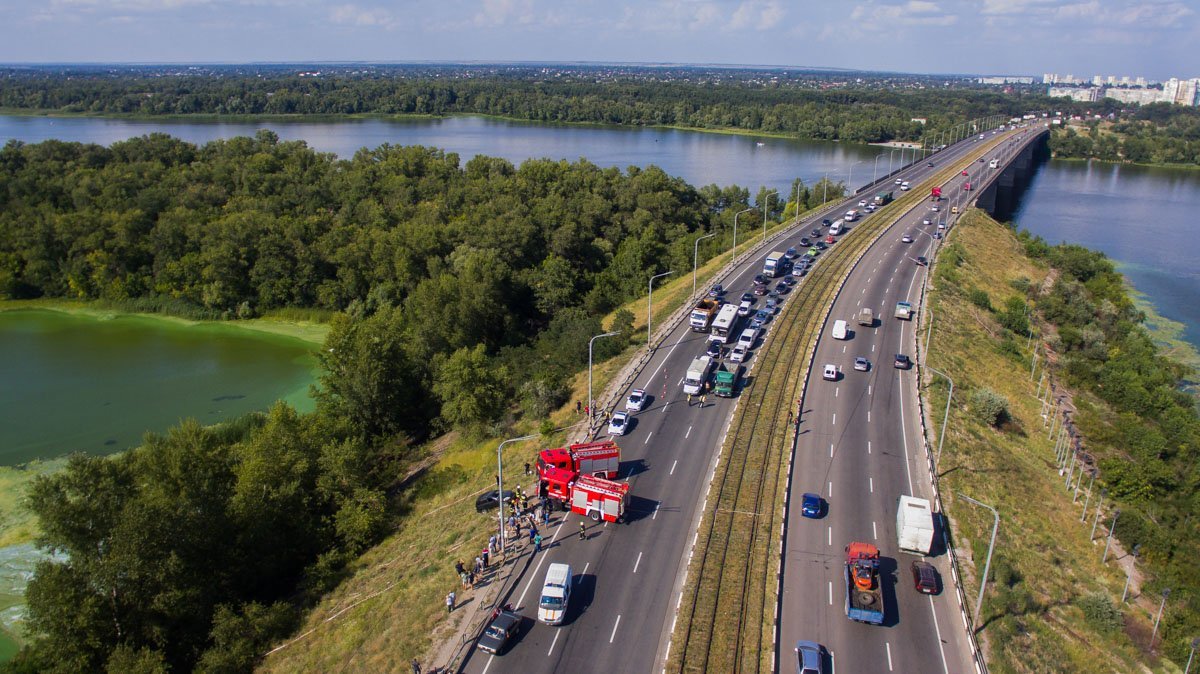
[976,131,1049,221]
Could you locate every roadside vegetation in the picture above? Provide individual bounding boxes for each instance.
[1049,103,1200,166]
[926,210,1198,672]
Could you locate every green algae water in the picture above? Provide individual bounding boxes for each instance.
[0,309,319,466]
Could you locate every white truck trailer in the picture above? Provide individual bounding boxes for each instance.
[896,495,936,555]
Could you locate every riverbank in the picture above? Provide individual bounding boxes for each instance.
[0,299,330,345]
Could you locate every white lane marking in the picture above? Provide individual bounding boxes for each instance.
[828,581,834,605]
[677,376,684,386]
[609,614,621,643]
[869,477,874,493]
[633,551,643,574]
[898,370,916,496]
[831,413,836,426]
[828,481,833,496]
[871,344,876,352]
[670,460,678,475]
[886,642,894,671]
[867,410,871,423]
[685,425,692,439]
[832,651,837,674]
[828,526,832,546]
[868,384,872,395]
[830,442,835,458]
[644,432,653,445]
[842,345,847,353]
[873,521,878,540]
[867,440,872,454]
[835,386,840,398]
[547,629,561,657]
[929,594,951,674]
[652,502,660,520]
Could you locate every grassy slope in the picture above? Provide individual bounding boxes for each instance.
[928,211,1155,673]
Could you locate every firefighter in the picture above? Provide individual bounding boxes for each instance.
[579,521,586,541]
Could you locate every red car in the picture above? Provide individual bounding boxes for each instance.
[911,561,940,594]
[825,234,836,244]
[961,170,969,177]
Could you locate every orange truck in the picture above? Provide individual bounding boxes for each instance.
[844,542,885,624]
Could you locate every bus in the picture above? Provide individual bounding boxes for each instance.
[711,303,741,344]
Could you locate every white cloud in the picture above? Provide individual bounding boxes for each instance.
[850,1,958,27]
[730,1,786,30]
[474,0,536,26]
[329,3,398,28]
[983,0,1194,27]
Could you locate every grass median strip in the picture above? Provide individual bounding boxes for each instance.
[665,140,1013,673]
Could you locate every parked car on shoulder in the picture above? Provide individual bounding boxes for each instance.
[476,489,516,513]
[916,256,928,266]
[894,354,912,369]
[476,609,522,655]
[608,411,630,436]
[625,388,648,412]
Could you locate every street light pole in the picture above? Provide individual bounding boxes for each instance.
[928,366,955,465]
[588,330,619,431]
[1101,509,1121,563]
[1122,544,1140,603]
[692,232,718,296]
[958,493,999,626]
[873,153,886,184]
[732,207,754,266]
[496,433,538,552]
[1186,636,1200,674]
[1151,588,1171,650]
[647,271,674,350]
[847,161,865,195]
[762,190,778,242]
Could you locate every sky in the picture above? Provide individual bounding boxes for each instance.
[0,0,1196,80]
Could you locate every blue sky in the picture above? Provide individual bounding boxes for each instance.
[0,0,1195,79]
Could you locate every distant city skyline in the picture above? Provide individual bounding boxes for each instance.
[0,0,1195,80]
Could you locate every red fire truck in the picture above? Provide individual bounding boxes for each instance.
[537,440,621,481]
[540,468,630,522]
[930,186,942,201]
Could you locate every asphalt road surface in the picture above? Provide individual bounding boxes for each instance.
[462,124,1040,674]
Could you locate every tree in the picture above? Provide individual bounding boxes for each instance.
[433,344,510,428]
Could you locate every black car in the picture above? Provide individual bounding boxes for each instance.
[916,256,928,266]
[799,237,811,246]
[753,283,769,296]
[705,340,723,359]
[821,219,831,226]
[894,354,912,369]
[475,489,516,513]
[708,283,725,298]
[476,609,522,654]
[753,274,766,286]
[741,292,755,303]
[814,241,827,250]
[811,228,822,237]
[776,281,790,294]
[783,276,798,287]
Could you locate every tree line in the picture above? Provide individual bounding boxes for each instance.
[1017,234,1200,661]
[0,132,845,672]
[1049,103,1200,165]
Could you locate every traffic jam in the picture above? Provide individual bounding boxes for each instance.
[467,131,1017,666]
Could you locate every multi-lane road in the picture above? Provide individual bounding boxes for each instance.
[463,125,1039,674]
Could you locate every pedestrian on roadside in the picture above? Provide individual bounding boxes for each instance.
[579,521,586,541]
[411,658,421,674]
[534,533,543,553]
[576,400,583,415]
[543,507,551,525]
[446,591,456,613]
[474,556,483,574]
[524,462,532,476]
[459,571,469,588]
[482,547,490,568]
[488,535,496,555]
[584,405,589,417]
[454,560,465,577]
[467,569,475,588]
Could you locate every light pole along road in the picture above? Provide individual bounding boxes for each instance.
[461,124,1035,674]
[778,127,1030,673]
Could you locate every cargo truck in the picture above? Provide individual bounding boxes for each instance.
[894,301,913,320]
[844,542,885,625]
[683,356,713,396]
[763,251,787,278]
[713,362,740,398]
[896,495,936,555]
[690,298,720,332]
[874,191,893,205]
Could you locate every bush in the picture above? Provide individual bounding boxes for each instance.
[1077,592,1123,634]
[970,387,1010,427]
[1009,277,1032,295]
[968,288,993,311]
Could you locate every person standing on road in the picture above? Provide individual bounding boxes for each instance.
[579,521,586,540]
[699,393,707,408]
[534,533,543,553]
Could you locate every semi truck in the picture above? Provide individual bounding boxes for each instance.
[690,298,720,332]
[894,301,913,320]
[763,251,787,278]
[896,495,936,555]
[713,362,740,398]
[684,356,713,396]
[844,542,885,625]
[537,440,621,482]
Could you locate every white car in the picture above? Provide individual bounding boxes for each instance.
[900,184,910,191]
[625,389,647,412]
[823,364,839,381]
[894,178,903,185]
[608,411,629,436]
[902,234,914,243]
[931,205,940,212]
[738,300,753,317]
[730,346,748,363]
[854,357,870,372]
[858,200,867,207]
[922,218,932,226]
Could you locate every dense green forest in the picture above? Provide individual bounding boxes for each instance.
[0,132,847,672]
[1018,235,1200,662]
[1049,103,1200,164]
[0,70,1082,144]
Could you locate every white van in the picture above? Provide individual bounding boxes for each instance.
[829,219,844,236]
[538,563,573,625]
[737,327,759,350]
[832,319,849,340]
[823,364,839,380]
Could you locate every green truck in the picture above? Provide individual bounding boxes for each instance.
[874,191,893,205]
[714,362,740,398]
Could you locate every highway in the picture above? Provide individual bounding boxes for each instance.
[461,124,1038,674]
